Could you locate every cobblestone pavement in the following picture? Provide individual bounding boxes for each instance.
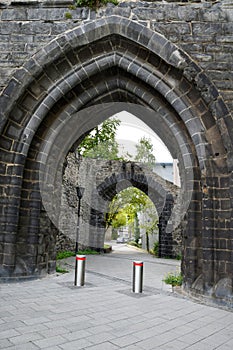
[1,243,233,350]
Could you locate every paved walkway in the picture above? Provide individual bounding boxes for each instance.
[1,243,233,350]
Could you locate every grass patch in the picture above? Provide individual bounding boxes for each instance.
[56,251,75,260]
[78,248,99,255]
[56,265,69,273]
[56,249,100,261]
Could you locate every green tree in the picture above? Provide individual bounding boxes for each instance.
[134,214,140,244]
[134,136,156,170]
[106,187,148,228]
[139,201,158,252]
[106,187,157,245]
[111,210,127,229]
[77,118,121,160]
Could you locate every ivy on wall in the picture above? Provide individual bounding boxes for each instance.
[76,0,118,9]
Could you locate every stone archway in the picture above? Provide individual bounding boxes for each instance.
[60,155,180,257]
[0,16,232,305]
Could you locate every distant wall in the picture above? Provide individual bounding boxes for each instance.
[59,153,180,255]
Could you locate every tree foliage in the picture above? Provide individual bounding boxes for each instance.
[139,200,158,235]
[134,214,140,244]
[77,118,121,160]
[106,187,148,228]
[134,136,156,170]
[110,210,127,229]
[139,200,158,251]
[106,187,158,242]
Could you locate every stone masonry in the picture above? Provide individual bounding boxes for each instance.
[0,0,233,307]
[58,152,181,257]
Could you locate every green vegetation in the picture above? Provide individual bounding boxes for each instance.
[65,12,72,19]
[56,249,99,261]
[163,271,183,287]
[68,4,76,9]
[77,248,99,255]
[139,202,158,252]
[104,244,112,253]
[106,187,158,247]
[134,214,140,244]
[135,136,156,170]
[128,241,140,248]
[56,251,75,260]
[77,118,156,167]
[56,265,69,273]
[77,117,158,247]
[75,0,118,10]
[77,118,121,160]
[106,188,152,229]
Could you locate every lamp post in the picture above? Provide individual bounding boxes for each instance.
[75,186,85,253]
[74,186,85,286]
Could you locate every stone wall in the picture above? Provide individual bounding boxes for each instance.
[58,152,181,256]
[0,0,233,113]
[0,0,233,305]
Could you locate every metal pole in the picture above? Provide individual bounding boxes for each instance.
[132,261,143,293]
[74,198,81,285]
[75,197,81,254]
[74,186,85,286]
[74,255,86,286]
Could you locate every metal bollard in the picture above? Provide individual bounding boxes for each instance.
[74,255,86,286]
[132,261,143,293]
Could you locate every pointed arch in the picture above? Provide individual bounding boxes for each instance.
[0,16,232,304]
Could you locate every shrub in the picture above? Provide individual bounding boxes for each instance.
[163,271,183,287]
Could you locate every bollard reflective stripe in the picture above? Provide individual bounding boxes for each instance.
[132,261,143,293]
[74,255,86,286]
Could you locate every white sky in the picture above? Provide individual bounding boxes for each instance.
[114,111,173,163]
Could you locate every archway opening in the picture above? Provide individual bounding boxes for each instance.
[0,16,231,304]
[58,113,180,259]
[105,186,159,253]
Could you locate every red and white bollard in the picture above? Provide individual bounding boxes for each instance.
[132,261,143,293]
[74,255,86,286]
